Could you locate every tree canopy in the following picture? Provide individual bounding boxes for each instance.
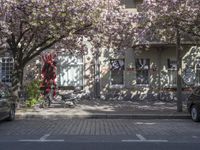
[0,0,135,87]
[136,0,200,44]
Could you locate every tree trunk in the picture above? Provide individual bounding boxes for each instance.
[19,67,24,88]
[12,62,24,97]
[176,28,183,112]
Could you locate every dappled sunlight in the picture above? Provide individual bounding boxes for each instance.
[80,104,115,112]
[17,99,187,118]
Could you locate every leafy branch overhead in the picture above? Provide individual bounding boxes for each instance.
[136,0,200,44]
[0,0,136,87]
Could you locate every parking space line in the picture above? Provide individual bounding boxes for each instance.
[40,134,50,141]
[136,134,146,141]
[121,139,168,143]
[122,134,168,143]
[19,134,64,142]
[19,139,64,142]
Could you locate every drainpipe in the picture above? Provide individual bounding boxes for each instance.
[157,48,161,100]
[94,51,100,98]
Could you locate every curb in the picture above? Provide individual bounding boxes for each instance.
[16,113,191,120]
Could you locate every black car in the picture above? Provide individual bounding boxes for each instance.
[187,88,200,122]
[0,84,16,121]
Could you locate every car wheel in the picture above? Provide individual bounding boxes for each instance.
[7,105,15,121]
[191,105,200,122]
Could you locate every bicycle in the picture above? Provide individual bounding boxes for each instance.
[40,89,82,108]
[40,93,52,108]
[57,90,82,108]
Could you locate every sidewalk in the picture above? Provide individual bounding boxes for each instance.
[16,100,190,120]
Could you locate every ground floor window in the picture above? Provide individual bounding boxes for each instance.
[0,57,13,84]
[167,59,177,87]
[135,58,150,85]
[110,59,125,85]
[58,55,83,87]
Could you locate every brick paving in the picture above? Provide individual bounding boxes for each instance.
[0,119,199,137]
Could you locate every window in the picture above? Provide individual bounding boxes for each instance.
[110,59,125,85]
[195,58,200,86]
[167,59,177,87]
[0,57,13,84]
[58,55,83,87]
[135,58,150,85]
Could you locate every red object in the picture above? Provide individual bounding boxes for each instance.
[40,53,57,96]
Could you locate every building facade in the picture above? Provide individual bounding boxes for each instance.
[1,0,199,101]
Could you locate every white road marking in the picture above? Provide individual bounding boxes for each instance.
[135,122,156,125]
[40,134,50,141]
[122,140,168,143]
[192,136,198,139]
[122,134,168,143]
[136,134,146,141]
[19,134,64,142]
[19,139,64,142]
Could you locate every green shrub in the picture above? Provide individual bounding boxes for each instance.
[26,98,38,107]
[25,80,42,107]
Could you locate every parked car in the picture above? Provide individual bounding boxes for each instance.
[0,83,16,121]
[187,88,200,122]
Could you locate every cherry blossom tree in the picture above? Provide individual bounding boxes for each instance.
[136,0,200,112]
[0,0,136,92]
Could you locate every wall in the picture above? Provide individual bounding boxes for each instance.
[98,45,195,101]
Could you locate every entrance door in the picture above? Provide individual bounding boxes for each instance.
[58,55,83,87]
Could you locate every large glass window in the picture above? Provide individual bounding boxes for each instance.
[167,59,177,87]
[110,59,125,85]
[0,57,13,84]
[135,58,150,85]
[58,55,83,87]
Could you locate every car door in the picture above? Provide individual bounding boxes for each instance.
[0,92,4,119]
[192,89,200,106]
[4,90,13,112]
[0,89,8,119]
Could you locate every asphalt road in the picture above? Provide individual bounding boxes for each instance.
[1,141,200,150]
[0,119,200,150]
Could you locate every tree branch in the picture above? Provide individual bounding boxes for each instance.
[22,33,35,53]
[179,25,200,38]
[25,36,54,58]
[16,27,31,46]
[23,35,64,64]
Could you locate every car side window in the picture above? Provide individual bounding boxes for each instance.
[0,90,6,98]
[5,90,11,97]
[193,88,200,95]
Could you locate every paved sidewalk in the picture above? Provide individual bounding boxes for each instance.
[16,100,190,120]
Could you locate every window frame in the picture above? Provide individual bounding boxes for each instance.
[57,54,84,88]
[167,59,177,87]
[110,59,125,88]
[0,57,14,85]
[135,58,150,86]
